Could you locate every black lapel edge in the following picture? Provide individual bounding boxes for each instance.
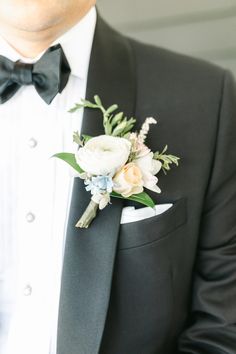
[81,13,137,135]
[57,15,136,354]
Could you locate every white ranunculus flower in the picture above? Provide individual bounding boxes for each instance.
[134,152,162,194]
[75,135,131,176]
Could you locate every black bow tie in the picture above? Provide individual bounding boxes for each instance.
[0,44,71,104]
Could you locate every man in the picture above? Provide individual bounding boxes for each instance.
[0,1,235,353]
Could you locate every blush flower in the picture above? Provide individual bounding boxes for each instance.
[113,163,144,198]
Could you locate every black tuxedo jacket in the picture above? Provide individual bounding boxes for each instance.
[57,15,236,354]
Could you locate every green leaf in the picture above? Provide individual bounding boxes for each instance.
[82,134,92,143]
[106,104,118,115]
[94,95,102,106]
[68,103,84,113]
[112,121,127,136]
[73,131,83,146]
[111,112,124,126]
[104,123,113,135]
[111,191,155,208]
[52,152,83,173]
[122,123,135,135]
[162,145,168,154]
[80,99,98,109]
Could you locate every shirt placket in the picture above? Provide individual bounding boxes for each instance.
[11,87,55,354]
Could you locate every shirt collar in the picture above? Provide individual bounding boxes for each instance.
[0,6,97,80]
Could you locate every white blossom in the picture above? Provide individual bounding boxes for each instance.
[75,135,131,176]
[134,152,162,194]
[138,117,157,144]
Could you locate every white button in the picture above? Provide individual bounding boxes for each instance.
[23,284,32,296]
[28,138,38,148]
[26,212,35,223]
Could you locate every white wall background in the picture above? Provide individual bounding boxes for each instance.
[97,0,236,76]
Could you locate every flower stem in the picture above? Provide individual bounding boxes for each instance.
[75,200,99,228]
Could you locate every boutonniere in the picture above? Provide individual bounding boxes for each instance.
[54,96,180,228]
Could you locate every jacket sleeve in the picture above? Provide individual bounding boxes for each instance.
[178,70,236,353]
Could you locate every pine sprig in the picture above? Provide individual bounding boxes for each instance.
[154,145,180,174]
[69,95,136,137]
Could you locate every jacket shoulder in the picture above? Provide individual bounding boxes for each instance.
[96,15,226,86]
[128,37,225,83]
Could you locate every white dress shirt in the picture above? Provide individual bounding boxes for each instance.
[0,7,96,354]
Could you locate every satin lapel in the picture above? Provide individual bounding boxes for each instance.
[57,16,136,354]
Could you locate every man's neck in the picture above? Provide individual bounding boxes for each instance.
[0,25,71,59]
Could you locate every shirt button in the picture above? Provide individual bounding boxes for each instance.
[26,212,35,223]
[28,138,38,148]
[23,284,32,296]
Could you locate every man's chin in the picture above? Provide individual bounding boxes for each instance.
[0,18,64,36]
[11,19,62,33]
[0,5,63,33]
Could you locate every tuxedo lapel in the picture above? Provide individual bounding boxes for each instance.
[57,15,136,354]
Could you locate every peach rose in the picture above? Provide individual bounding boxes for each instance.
[113,163,144,198]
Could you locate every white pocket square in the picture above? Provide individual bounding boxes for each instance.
[120,203,173,224]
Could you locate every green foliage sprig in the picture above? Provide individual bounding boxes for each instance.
[70,95,136,137]
[73,132,91,147]
[154,145,180,174]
